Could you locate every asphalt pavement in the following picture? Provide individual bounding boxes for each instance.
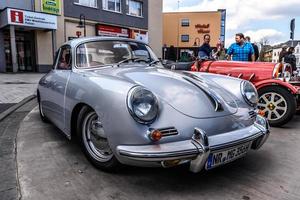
[16,107,300,200]
[0,98,37,200]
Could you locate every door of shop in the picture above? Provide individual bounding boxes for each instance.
[4,30,35,72]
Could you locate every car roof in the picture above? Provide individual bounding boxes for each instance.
[63,36,147,48]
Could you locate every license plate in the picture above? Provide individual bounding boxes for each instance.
[206,142,251,170]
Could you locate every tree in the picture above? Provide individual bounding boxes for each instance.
[258,37,270,62]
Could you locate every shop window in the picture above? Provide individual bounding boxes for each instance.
[74,0,97,8]
[181,35,189,42]
[127,0,143,17]
[181,19,189,27]
[103,0,121,13]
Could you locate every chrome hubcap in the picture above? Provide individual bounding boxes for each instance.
[257,92,287,121]
[82,111,113,162]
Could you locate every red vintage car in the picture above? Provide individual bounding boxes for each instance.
[191,60,300,127]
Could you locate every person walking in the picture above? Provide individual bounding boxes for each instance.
[245,36,259,61]
[284,47,297,72]
[198,34,212,58]
[226,33,255,62]
[279,45,288,62]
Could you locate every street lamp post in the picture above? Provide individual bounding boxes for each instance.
[77,14,86,37]
[176,0,180,61]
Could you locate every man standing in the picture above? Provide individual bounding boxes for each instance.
[279,45,288,62]
[245,36,259,61]
[284,47,297,71]
[198,34,212,58]
[227,33,255,62]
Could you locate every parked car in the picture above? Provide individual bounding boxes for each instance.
[37,37,269,173]
[180,59,300,127]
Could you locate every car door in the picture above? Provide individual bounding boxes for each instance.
[46,45,72,131]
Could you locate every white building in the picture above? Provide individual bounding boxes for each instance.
[272,48,281,63]
[295,42,300,68]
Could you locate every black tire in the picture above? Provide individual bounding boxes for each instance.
[258,86,296,127]
[76,106,121,172]
[37,93,49,123]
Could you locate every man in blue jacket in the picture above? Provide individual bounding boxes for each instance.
[227,33,255,62]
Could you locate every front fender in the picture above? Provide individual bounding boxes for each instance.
[254,79,299,94]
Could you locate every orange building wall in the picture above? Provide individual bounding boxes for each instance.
[163,12,222,48]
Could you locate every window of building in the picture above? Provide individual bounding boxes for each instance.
[74,0,97,8]
[181,19,190,27]
[127,0,143,17]
[181,35,189,42]
[297,48,299,54]
[103,0,121,13]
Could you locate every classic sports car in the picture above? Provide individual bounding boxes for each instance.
[188,60,300,127]
[37,37,269,173]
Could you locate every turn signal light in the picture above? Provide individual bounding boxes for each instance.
[149,130,162,141]
[257,109,265,117]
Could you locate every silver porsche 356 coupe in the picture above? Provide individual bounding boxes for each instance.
[37,37,270,173]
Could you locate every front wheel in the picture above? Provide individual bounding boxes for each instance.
[76,106,121,171]
[257,86,296,127]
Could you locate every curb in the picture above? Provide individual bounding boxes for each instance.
[0,95,36,122]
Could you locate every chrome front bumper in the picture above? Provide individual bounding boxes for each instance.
[116,116,270,173]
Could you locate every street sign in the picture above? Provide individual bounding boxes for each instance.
[290,18,295,40]
[290,18,295,32]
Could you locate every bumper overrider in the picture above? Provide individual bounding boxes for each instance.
[116,115,270,173]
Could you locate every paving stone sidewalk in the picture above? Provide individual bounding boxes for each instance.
[0,73,45,104]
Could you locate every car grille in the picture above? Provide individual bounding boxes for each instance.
[158,127,179,137]
[249,110,257,119]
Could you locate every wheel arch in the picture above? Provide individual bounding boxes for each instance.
[254,80,298,95]
[70,102,93,141]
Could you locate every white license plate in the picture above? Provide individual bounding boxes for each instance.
[206,142,251,170]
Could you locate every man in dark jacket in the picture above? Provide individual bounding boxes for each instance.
[279,45,288,62]
[284,47,297,71]
[198,34,212,58]
[245,36,259,61]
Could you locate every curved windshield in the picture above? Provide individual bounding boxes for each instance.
[76,40,160,68]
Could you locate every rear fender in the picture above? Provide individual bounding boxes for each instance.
[255,79,299,95]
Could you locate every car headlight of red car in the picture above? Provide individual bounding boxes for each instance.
[241,81,258,106]
[127,86,159,124]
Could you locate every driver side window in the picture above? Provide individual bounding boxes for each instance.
[57,46,72,70]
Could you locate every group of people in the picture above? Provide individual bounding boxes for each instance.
[279,45,297,71]
[198,33,259,62]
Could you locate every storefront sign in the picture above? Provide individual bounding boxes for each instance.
[131,30,148,43]
[195,24,210,34]
[4,8,57,30]
[96,24,129,38]
[41,0,61,15]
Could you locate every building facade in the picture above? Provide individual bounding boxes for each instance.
[0,0,163,73]
[163,10,225,61]
[0,0,59,72]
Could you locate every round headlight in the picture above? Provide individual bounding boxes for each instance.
[127,86,159,124]
[241,81,258,106]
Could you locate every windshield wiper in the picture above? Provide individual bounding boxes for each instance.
[116,58,149,67]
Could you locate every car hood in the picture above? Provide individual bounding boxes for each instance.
[88,66,239,118]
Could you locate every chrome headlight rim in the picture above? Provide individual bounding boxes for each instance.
[127,86,159,125]
[241,81,258,107]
